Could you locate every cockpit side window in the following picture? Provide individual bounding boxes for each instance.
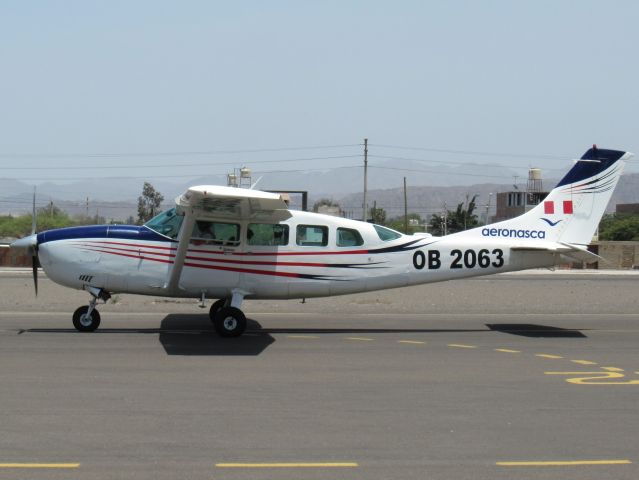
[192,221,240,245]
[144,208,184,239]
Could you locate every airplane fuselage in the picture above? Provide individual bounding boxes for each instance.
[36,210,556,300]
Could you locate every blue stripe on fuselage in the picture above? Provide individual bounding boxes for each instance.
[37,225,175,245]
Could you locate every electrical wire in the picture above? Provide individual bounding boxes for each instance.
[0,143,362,159]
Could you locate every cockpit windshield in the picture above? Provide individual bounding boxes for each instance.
[144,208,184,239]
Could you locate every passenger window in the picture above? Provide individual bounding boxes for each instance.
[192,221,240,245]
[247,223,289,246]
[296,225,328,246]
[337,228,364,247]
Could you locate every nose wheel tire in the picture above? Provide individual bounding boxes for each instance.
[72,306,101,332]
[209,298,229,323]
[213,306,246,338]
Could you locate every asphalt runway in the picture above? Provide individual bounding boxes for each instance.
[0,270,638,479]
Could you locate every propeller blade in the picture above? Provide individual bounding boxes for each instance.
[9,234,39,296]
[32,254,39,296]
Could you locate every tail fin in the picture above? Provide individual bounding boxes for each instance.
[454,146,633,245]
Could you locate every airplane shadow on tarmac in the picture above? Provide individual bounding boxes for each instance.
[158,314,275,356]
[486,323,587,338]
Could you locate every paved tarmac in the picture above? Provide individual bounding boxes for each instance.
[0,270,638,479]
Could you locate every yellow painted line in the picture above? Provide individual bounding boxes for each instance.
[287,335,319,339]
[601,367,624,372]
[495,348,520,353]
[447,344,477,349]
[535,354,563,359]
[345,337,373,342]
[571,360,598,365]
[0,463,80,468]
[398,340,425,345]
[216,462,358,468]
[497,460,631,467]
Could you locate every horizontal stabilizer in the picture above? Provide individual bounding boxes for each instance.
[511,243,600,263]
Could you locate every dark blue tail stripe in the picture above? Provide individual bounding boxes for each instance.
[556,148,625,188]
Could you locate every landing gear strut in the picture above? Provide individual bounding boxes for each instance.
[73,287,111,332]
[208,290,248,338]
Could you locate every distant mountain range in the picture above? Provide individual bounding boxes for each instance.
[2,159,639,221]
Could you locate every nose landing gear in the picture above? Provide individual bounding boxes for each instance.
[73,287,111,332]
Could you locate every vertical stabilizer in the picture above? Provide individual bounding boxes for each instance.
[451,147,632,245]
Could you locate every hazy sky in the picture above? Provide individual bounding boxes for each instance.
[1,0,638,186]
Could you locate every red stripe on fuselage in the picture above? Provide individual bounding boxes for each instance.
[79,247,174,264]
[72,240,368,257]
[183,261,304,278]
[72,240,177,251]
[184,254,331,267]
[76,243,176,258]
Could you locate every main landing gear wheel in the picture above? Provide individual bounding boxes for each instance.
[72,305,101,332]
[213,306,246,338]
[209,298,229,323]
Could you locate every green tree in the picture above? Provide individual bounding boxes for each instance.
[428,196,479,236]
[0,203,76,238]
[599,213,639,241]
[387,213,424,234]
[369,206,387,224]
[137,182,164,224]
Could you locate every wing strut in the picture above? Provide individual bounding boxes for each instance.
[164,209,195,294]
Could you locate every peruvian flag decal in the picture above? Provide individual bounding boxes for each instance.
[544,201,554,214]
[563,200,573,214]
[544,200,573,215]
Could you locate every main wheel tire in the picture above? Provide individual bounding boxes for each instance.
[213,306,246,338]
[209,298,228,323]
[72,306,101,332]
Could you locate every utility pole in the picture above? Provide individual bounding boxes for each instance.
[362,138,368,221]
[31,187,36,234]
[86,197,89,218]
[485,193,493,225]
[403,177,408,234]
[442,202,448,236]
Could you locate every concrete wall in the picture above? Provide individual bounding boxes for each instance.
[0,244,31,267]
[595,241,639,269]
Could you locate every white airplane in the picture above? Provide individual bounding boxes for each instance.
[10,146,632,337]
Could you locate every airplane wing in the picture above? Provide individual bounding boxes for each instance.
[175,185,291,220]
[165,186,291,293]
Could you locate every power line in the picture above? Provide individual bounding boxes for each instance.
[0,154,362,171]
[0,165,365,182]
[0,143,361,159]
[367,165,513,180]
[368,154,568,172]
[369,143,568,160]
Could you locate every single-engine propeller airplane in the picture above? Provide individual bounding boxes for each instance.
[10,146,632,337]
